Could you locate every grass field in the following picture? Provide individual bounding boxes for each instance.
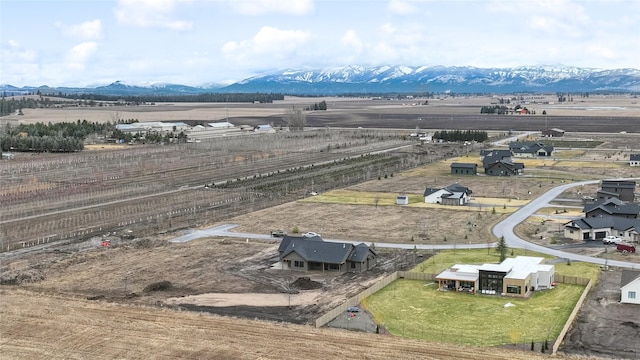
[362,249,598,346]
[362,279,584,346]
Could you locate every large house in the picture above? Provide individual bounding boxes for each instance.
[598,180,637,202]
[621,270,640,304]
[277,235,377,274]
[630,154,640,167]
[584,198,640,219]
[436,256,555,298]
[480,149,512,162]
[484,160,524,176]
[424,184,472,205]
[509,141,554,158]
[563,216,640,243]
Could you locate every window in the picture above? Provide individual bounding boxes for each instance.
[507,285,521,294]
[629,291,637,299]
[350,262,356,269]
[294,261,304,268]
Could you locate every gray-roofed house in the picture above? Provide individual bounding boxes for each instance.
[480,149,512,162]
[584,198,640,219]
[277,235,377,274]
[630,154,640,167]
[563,216,640,242]
[509,141,554,158]
[598,180,637,202]
[424,184,472,205]
[621,270,640,304]
[484,160,525,176]
[450,163,478,175]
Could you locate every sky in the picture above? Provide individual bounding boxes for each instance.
[1,0,639,87]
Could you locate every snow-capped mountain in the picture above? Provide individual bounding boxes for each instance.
[221,65,640,94]
[2,65,639,96]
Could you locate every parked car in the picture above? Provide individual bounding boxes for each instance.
[271,230,287,238]
[302,231,321,238]
[617,243,636,254]
[602,235,622,244]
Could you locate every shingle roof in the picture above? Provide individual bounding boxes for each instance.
[621,270,640,287]
[279,236,374,265]
[584,198,640,216]
[631,154,640,161]
[601,180,636,189]
[451,163,477,169]
[564,216,640,232]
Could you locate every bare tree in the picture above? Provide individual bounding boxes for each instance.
[284,107,305,131]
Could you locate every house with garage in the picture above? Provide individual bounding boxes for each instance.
[424,184,472,205]
[584,198,640,219]
[542,128,565,137]
[630,154,640,167]
[563,216,640,243]
[620,270,640,304]
[450,163,478,175]
[598,180,637,202]
[436,256,555,298]
[509,141,554,158]
[277,235,377,274]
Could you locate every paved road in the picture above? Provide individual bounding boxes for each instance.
[493,179,640,269]
[173,179,640,269]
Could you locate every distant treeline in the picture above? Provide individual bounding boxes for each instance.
[0,120,111,152]
[48,92,285,104]
[433,130,488,142]
[480,105,509,114]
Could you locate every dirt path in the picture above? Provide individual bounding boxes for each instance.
[166,291,322,307]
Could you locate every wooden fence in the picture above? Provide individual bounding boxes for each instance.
[552,279,593,355]
[555,274,591,286]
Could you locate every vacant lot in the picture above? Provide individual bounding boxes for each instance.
[560,269,640,359]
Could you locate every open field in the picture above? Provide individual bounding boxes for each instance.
[362,279,585,346]
[0,288,561,360]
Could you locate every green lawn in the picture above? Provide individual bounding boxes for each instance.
[362,279,584,346]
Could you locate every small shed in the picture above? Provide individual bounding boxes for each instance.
[451,163,477,175]
[630,154,640,167]
[396,194,409,205]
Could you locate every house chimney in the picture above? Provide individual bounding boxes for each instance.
[343,243,346,248]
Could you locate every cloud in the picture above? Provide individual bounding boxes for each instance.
[229,0,314,16]
[66,42,98,70]
[488,0,589,37]
[55,19,103,40]
[388,0,418,15]
[340,30,363,53]
[114,0,192,30]
[2,40,37,62]
[222,26,312,63]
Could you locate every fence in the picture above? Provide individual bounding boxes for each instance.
[315,271,438,328]
[555,274,590,286]
[552,279,593,355]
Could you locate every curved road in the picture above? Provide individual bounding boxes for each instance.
[173,179,639,270]
[493,179,640,269]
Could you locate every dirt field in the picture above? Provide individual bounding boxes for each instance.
[560,269,640,359]
[0,288,563,360]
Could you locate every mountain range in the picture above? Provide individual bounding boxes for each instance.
[2,65,640,96]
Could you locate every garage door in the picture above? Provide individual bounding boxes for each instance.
[594,231,607,239]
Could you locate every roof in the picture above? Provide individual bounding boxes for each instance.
[584,198,640,216]
[485,159,524,172]
[436,269,479,282]
[601,180,636,189]
[564,216,640,232]
[279,236,374,264]
[621,270,640,288]
[451,163,477,169]
[631,154,640,161]
[208,121,235,128]
[479,263,513,273]
[509,141,553,155]
[424,184,472,197]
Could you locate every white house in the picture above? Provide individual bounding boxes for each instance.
[630,154,640,167]
[621,270,640,304]
[424,184,472,206]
